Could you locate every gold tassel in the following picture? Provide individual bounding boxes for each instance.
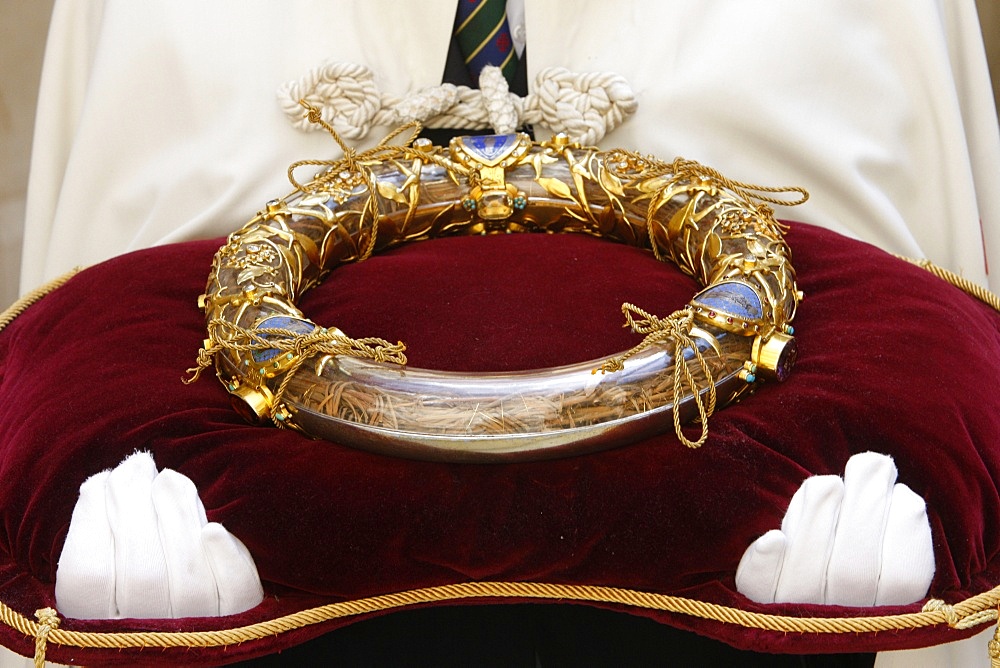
[989,613,1000,668]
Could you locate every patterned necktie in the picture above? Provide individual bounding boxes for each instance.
[453,0,519,85]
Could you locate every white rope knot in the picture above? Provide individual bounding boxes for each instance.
[391,84,460,125]
[277,62,380,140]
[279,61,637,145]
[528,67,638,146]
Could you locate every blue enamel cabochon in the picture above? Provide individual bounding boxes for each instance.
[457,134,520,166]
[692,281,764,321]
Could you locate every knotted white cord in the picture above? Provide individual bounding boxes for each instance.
[278,61,637,145]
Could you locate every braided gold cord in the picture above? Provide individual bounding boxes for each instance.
[667,157,810,209]
[0,268,83,333]
[5,581,1000,663]
[186,319,407,383]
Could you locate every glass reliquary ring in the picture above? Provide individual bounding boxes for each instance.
[192,129,805,462]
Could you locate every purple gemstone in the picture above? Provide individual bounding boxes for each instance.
[774,338,798,382]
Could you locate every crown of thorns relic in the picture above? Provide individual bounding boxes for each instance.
[190,121,806,462]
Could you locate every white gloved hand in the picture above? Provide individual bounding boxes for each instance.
[55,451,264,619]
[736,451,934,606]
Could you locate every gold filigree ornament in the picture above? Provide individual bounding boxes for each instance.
[187,104,807,462]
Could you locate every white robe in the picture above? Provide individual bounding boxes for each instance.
[21,0,1000,293]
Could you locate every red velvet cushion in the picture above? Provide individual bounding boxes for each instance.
[1,223,999,664]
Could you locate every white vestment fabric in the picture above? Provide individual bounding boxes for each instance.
[21,0,1000,294]
[14,1,1000,665]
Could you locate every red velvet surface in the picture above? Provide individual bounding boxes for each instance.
[1,223,999,663]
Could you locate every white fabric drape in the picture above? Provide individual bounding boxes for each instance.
[20,0,1000,295]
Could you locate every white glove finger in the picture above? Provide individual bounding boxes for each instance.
[735,529,786,604]
[55,470,117,619]
[201,523,264,616]
[775,474,844,604]
[151,469,219,618]
[105,451,170,618]
[826,451,898,606]
[875,483,935,605]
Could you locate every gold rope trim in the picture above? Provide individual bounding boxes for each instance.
[895,255,1000,313]
[0,268,83,334]
[5,581,1000,662]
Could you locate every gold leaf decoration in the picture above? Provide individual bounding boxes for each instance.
[598,163,625,197]
[376,180,409,204]
[537,177,573,200]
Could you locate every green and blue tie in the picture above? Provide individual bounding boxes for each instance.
[453,0,519,84]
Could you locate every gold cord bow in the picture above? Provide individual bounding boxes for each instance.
[185,319,407,425]
[287,100,423,192]
[597,304,717,448]
[282,101,425,262]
